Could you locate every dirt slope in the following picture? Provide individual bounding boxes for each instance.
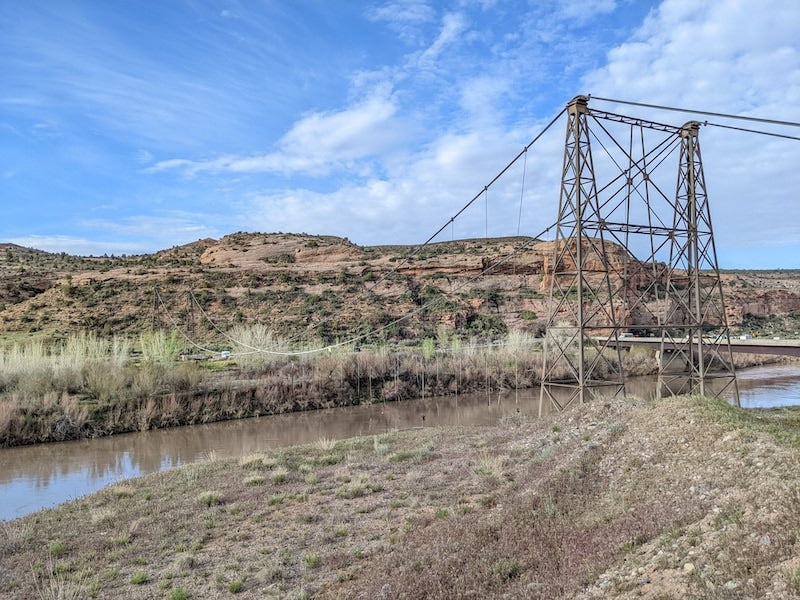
[2,396,799,598]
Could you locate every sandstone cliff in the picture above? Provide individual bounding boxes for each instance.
[0,233,797,344]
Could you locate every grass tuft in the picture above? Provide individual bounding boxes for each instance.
[31,553,86,600]
[196,491,222,507]
[47,540,67,558]
[130,571,147,585]
[111,484,136,500]
[489,558,522,581]
[304,553,321,569]
[244,475,266,486]
[473,449,507,478]
[314,437,337,451]
[271,467,289,484]
[239,453,270,469]
[0,520,29,557]
[167,588,189,600]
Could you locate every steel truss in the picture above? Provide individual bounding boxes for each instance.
[539,96,739,413]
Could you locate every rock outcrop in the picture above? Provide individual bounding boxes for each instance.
[0,232,797,342]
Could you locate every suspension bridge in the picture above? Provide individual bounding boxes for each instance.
[155,95,800,413]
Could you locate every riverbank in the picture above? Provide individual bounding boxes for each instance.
[2,394,800,599]
[0,330,546,448]
[0,329,793,448]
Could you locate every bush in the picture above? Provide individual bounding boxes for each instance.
[130,571,147,584]
[139,330,182,365]
[196,491,222,507]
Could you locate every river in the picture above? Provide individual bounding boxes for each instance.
[2,364,799,522]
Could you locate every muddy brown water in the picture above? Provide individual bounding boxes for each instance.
[2,365,799,521]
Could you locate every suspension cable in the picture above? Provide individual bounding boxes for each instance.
[173,222,559,357]
[516,150,528,236]
[279,106,566,344]
[367,106,565,285]
[704,121,800,141]
[589,96,800,129]
[155,289,220,354]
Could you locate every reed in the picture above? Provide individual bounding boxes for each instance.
[138,330,181,365]
[0,328,785,448]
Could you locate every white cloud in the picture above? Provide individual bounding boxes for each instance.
[585,0,800,109]
[457,75,513,125]
[11,0,794,269]
[236,110,565,246]
[416,12,468,67]
[150,88,403,177]
[134,150,153,165]
[581,0,800,259]
[557,0,617,23]
[11,214,225,255]
[231,0,800,261]
[365,1,436,44]
[79,214,216,239]
[8,235,152,256]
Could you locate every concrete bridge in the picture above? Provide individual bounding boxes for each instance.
[611,337,800,358]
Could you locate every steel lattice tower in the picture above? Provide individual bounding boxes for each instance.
[539,96,626,411]
[539,96,739,413]
[658,122,739,399]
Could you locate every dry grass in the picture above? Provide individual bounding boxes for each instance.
[31,554,87,600]
[0,326,787,450]
[0,520,30,557]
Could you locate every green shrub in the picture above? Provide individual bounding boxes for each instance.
[48,540,67,558]
[139,330,182,365]
[130,571,147,584]
[196,491,222,507]
[304,553,321,568]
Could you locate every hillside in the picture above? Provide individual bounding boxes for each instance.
[2,395,800,598]
[1,233,799,346]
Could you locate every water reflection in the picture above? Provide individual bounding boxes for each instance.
[1,364,798,521]
[736,364,800,408]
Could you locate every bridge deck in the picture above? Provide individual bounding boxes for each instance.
[609,337,800,358]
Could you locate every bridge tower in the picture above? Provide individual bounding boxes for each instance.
[657,122,739,399]
[539,97,739,414]
[538,96,626,412]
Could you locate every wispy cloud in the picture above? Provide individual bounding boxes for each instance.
[0,3,366,154]
[9,213,223,256]
[148,87,404,177]
[78,213,218,240]
[557,0,618,23]
[4,0,798,268]
[235,113,564,246]
[416,12,469,68]
[143,2,641,248]
[365,0,436,44]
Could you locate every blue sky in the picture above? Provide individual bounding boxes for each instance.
[1,0,799,268]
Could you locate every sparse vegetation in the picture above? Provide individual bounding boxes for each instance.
[1,234,797,448]
[4,395,800,598]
